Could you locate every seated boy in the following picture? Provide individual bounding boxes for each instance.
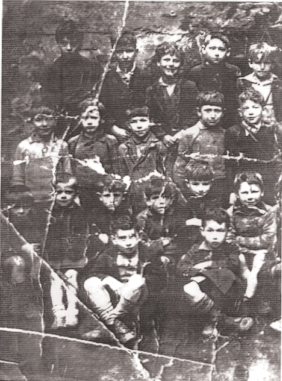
[44,173,89,329]
[146,42,199,175]
[68,98,119,211]
[237,42,282,123]
[225,88,282,205]
[187,32,241,128]
[12,103,71,208]
[82,216,167,347]
[42,20,102,137]
[227,171,277,311]
[100,30,151,142]
[173,91,228,206]
[177,207,254,339]
[87,174,132,253]
[181,161,220,250]
[136,177,187,268]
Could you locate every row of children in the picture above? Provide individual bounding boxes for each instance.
[1,22,282,350]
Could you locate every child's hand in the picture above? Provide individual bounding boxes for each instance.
[112,125,129,139]
[161,237,172,246]
[160,256,171,265]
[163,135,176,147]
[186,218,202,227]
[193,261,212,270]
[98,234,109,245]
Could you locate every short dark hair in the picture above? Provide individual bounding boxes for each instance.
[111,215,136,235]
[197,91,225,109]
[238,88,265,107]
[234,171,264,194]
[155,41,185,66]
[114,30,137,50]
[185,160,214,181]
[126,106,150,120]
[202,207,230,229]
[55,20,83,48]
[5,185,34,207]
[79,98,106,119]
[248,42,277,63]
[53,173,78,192]
[144,177,175,201]
[203,32,230,49]
[97,174,127,194]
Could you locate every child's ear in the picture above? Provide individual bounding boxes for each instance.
[238,108,243,119]
[111,235,116,245]
[226,48,231,58]
[197,107,202,118]
[146,199,152,208]
[157,61,161,68]
[200,226,204,236]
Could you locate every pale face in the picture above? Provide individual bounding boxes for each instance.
[237,182,263,207]
[201,220,227,249]
[249,59,272,80]
[187,180,213,197]
[55,183,76,208]
[115,47,137,71]
[112,228,139,255]
[81,107,101,136]
[58,37,79,55]
[157,53,181,79]
[128,116,151,138]
[99,189,124,212]
[147,194,173,215]
[198,105,223,128]
[239,100,263,127]
[33,113,55,138]
[202,38,229,65]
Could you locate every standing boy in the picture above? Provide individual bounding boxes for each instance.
[177,208,253,338]
[237,42,282,123]
[173,91,227,206]
[225,88,282,205]
[187,32,241,128]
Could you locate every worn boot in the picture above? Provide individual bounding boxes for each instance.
[110,318,137,345]
[193,295,220,338]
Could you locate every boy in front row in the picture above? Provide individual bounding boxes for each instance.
[227,172,277,313]
[82,216,167,347]
[177,208,254,339]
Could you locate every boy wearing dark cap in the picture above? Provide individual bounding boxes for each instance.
[100,30,151,143]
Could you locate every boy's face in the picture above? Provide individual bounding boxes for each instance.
[33,113,55,138]
[198,105,223,128]
[55,183,76,208]
[147,193,173,215]
[128,116,151,138]
[202,38,230,65]
[81,106,101,135]
[10,204,32,218]
[201,220,228,249]
[249,59,272,80]
[112,228,139,255]
[186,180,212,197]
[237,182,263,207]
[59,37,79,55]
[99,189,124,212]
[115,46,137,70]
[239,100,263,127]
[157,53,181,79]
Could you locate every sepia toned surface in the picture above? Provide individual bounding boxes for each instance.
[1,1,281,380]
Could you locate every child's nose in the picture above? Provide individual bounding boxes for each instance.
[66,43,72,51]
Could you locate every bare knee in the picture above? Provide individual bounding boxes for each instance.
[183,281,200,298]
[127,274,146,291]
[84,277,104,294]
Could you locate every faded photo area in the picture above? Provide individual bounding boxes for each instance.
[1,1,282,380]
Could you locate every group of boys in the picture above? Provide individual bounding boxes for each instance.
[1,20,282,355]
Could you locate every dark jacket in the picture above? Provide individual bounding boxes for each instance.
[237,75,282,122]
[177,241,241,294]
[44,203,88,270]
[100,66,151,133]
[43,53,102,115]
[187,62,241,128]
[68,131,119,187]
[145,78,199,139]
[118,132,167,179]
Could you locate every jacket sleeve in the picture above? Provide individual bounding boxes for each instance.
[12,142,26,186]
[176,250,194,277]
[107,135,120,174]
[181,81,199,129]
[173,134,191,190]
[145,86,167,140]
[117,144,129,177]
[58,141,72,174]
[156,141,167,175]
[236,208,277,250]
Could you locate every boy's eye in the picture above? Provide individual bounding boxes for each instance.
[65,191,74,195]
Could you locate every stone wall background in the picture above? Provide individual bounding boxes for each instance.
[2,1,282,173]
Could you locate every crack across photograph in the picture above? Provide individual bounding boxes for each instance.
[1,1,282,380]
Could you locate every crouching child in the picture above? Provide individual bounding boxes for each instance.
[177,207,254,339]
[82,216,167,347]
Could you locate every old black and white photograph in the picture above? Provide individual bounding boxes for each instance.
[1,1,282,380]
